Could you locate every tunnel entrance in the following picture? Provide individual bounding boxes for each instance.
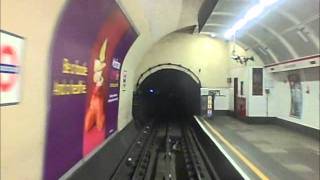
[133,69,201,124]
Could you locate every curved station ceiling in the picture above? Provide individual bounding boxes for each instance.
[200,0,320,65]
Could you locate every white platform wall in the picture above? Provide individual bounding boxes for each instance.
[267,67,320,130]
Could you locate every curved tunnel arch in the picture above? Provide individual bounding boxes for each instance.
[133,68,201,125]
[135,63,202,90]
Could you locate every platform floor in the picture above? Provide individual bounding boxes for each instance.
[196,115,320,180]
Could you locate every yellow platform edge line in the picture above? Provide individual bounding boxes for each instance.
[203,120,270,180]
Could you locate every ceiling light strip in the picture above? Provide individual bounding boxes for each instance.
[224,0,279,39]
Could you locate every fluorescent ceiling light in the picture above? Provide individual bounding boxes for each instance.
[244,4,264,21]
[224,0,279,39]
[260,0,279,6]
[234,19,247,31]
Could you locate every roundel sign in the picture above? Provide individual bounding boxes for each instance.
[0,31,24,105]
[1,45,18,91]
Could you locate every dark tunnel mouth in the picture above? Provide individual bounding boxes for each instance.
[133,69,201,124]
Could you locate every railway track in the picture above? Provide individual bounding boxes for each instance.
[111,119,219,180]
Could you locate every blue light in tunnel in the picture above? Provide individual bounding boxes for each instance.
[149,89,154,93]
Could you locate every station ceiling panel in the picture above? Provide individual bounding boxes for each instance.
[200,0,320,64]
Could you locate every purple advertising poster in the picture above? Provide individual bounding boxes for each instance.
[44,0,138,179]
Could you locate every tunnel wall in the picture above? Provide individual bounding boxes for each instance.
[0,1,67,180]
[0,1,207,180]
[4,1,317,180]
[0,1,147,180]
[117,0,204,130]
[1,1,204,179]
[117,32,265,128]
[135,33,231,88]
[121,33,232,130]
[0,2,265,177]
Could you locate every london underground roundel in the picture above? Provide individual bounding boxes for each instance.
[0,30,24,105]
[0,45,19,91]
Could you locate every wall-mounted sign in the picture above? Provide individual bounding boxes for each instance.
[206,95,213,118]
[122,69,127,91]
[252,68,263,96]
[0,30,24,106]
[200,88,209,95]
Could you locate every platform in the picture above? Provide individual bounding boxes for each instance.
[195,115,320,180]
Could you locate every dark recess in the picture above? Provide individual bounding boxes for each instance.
[133,69,201,125]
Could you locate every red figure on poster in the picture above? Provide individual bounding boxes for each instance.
[84,40,108,132]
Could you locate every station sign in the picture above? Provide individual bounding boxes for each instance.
[0,30,24,106]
